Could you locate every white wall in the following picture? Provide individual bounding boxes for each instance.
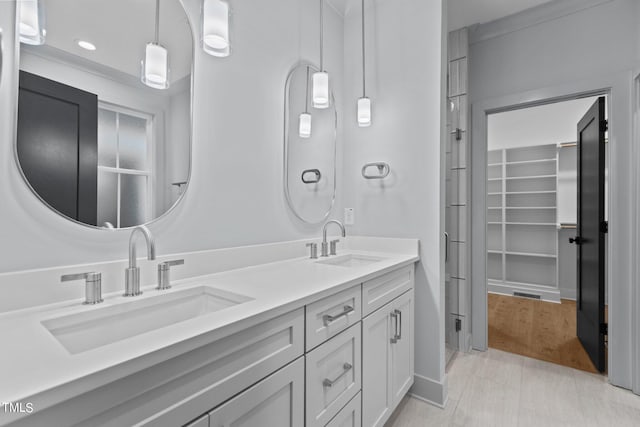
[342,0,446,404]
[469,0,637,390]
[487,96,599,150]
[0,0,344,273]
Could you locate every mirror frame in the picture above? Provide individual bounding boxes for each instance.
[283,61,338,225]
[10,1,194,231]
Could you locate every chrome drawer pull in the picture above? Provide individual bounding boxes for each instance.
[323,363,353,387]
[323,305,354,326]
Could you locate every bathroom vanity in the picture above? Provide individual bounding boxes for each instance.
[0,237,418,427]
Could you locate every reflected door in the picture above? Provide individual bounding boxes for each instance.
[17,71,98,225]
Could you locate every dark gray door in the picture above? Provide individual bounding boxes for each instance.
[572,96,606,372]
[17,71,98,225]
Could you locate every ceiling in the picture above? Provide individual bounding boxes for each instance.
[326,0,556,31]
[448,0,556,31]
[37,0,193,83]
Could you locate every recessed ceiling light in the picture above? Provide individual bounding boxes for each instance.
[76,40,96,51]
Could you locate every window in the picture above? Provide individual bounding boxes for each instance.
[97,103,153,228]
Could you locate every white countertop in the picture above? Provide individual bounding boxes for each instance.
[0,243,418,424]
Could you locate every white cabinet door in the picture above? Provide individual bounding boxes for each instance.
[362,304,393,427]
[208,358,304,427]
[390,290,414,407]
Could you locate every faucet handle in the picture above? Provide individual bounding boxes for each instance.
[157,259,185,290]
[306,243,318,259]
[61,272,103,305]
[159,259,185,269]
[330,239,340,256]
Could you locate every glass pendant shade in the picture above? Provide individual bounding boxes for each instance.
[141,43,169,89]
[312,71,330,109]
[357,97,371,127]
[203,0,230,57]
[299,113,312,138]
[19,0,45,45]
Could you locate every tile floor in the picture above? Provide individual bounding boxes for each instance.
[387,349,640,427]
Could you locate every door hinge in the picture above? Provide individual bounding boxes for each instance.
[602,119,608,132]
[601,221,608,234]
[600,323,608,335]
[455,318,462,332]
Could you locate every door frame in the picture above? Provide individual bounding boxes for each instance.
[470,72,636,392]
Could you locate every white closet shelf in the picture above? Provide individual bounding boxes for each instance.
[505,191,556,195]
[504,251,556,258]
[504,175,556,180]
[505,207,556,210]
[488,163,502,167]
[487,222,502,225]
[504,222,556,226]
[505,158,556,166]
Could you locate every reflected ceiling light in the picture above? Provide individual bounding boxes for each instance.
[19,0,45,45]
[312,0,329,109]
[357,0,371,127]
[77,40,96,51]
[299,67,312,138]
[202,0,230,57]
[141,0,170,90]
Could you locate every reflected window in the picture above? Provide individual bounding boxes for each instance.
[97,104,153,228]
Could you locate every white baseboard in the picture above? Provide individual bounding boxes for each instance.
[409,374,447,408]
[488,281,561,303]
[560,288,576,300]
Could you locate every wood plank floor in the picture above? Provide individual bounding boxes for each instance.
[488,293,601,373]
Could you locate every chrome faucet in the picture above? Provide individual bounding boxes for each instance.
[124,225,156,297]
[321,220,346,257]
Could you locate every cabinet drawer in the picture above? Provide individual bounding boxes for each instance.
[184,414,208,427]
[306,323,362,427]
[306,285,362,351]
[325,392,361,427]
[208,357,304,427]
[69,309,304,427]
[363,266,414,316]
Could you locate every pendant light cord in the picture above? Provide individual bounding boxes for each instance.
[305,66,310,113]
[154,0,160,44]
[320,0,324,71]
[361,0,366,97]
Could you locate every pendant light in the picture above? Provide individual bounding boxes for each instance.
[312,0,330,109]
[19,0,45,46]
[141,0,170,89]
[357,0,371,127]
[299,67,312,138]
[202,0,231,57]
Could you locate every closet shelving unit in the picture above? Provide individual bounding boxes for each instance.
[487,144,560,302]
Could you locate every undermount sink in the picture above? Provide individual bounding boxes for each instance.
[316,254,385,268]
[42,286,252,354]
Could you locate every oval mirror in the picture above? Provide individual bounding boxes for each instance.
[284,63,337,224]
[14,0,193,229]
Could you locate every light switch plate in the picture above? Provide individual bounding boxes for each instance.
[344,208,354,225]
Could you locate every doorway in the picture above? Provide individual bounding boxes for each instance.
[483,96,608,373]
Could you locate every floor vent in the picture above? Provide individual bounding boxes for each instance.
[513,292,541,300]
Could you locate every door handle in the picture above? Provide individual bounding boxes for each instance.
[390,311,399,344]
[444,232,449,262]
[569,236,582,245]
[395,309,402,341]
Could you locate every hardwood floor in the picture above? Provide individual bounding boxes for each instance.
[488,293,601,373]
